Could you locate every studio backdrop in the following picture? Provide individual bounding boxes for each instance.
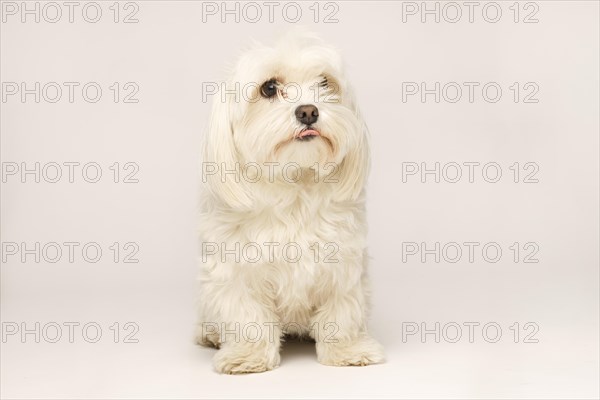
[1,1,599,399]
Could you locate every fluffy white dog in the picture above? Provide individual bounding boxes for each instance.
[197,31,384,374]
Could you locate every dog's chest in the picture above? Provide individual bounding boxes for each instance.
[202,191,367,323]
[203,187,366,271]
[245,196,359,254]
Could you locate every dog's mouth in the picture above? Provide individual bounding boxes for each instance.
[274,126,335,158]
[295,127,321,142]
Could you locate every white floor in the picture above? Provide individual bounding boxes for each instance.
[1,277,598,399]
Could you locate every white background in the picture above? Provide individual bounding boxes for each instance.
[1,1,599,398]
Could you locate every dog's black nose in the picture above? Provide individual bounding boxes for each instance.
[295,104,319,125]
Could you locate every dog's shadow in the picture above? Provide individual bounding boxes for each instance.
[279,336,318,364]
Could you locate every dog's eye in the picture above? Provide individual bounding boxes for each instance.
[260,79,278,98]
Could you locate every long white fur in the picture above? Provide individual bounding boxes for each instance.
[197,31,384,374]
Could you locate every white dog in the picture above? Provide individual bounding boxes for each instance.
[197,31,384,374]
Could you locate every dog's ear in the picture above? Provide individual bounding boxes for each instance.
[202,88,252,209]
[333,130,370,202]
[331,104,371,203]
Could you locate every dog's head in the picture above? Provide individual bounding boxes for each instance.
[204,31,369,208]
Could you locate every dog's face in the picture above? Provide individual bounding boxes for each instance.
[205,32,369,207]
[229,34,364,169]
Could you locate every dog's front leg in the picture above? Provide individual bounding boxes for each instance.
[311,283,385,367]
[206,276,282,374]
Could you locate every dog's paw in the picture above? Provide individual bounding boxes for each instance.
[213,344,280,374]
[316,334,385,367]
[195,324,220,348]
